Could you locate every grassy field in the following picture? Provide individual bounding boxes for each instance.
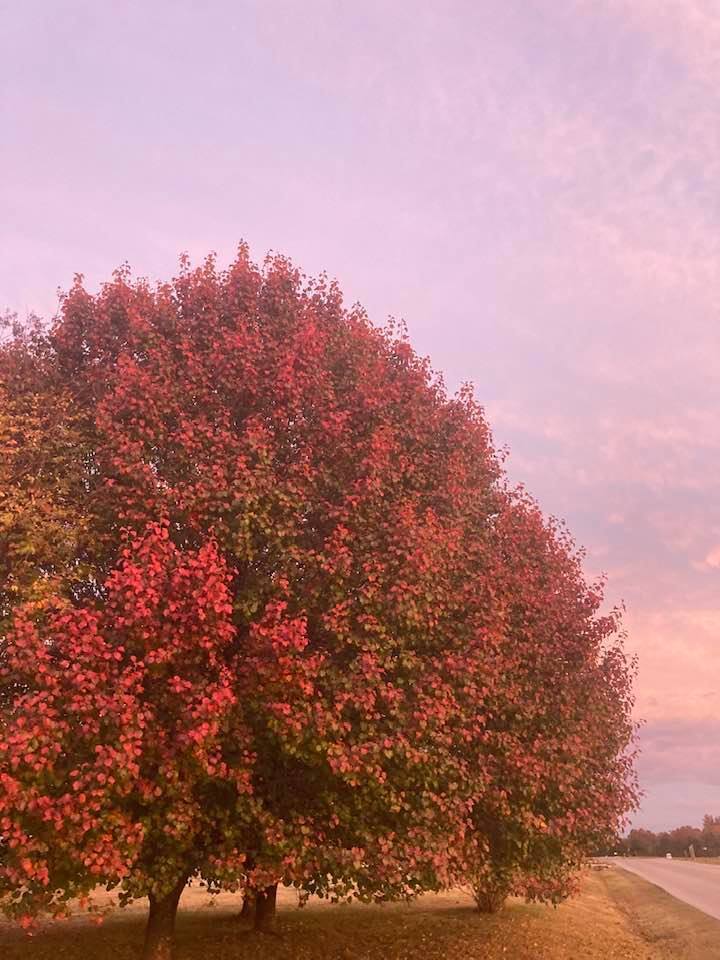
[2,866,720,959]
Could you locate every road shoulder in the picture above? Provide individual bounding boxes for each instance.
[603,865,720,959]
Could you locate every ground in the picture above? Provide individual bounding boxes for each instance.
[2,866,720,959]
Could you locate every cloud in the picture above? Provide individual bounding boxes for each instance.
[632,777,720,832]
[637,718,720,788]
[702,546,720,570]
[606,0,720,87]
[628,609,720,722]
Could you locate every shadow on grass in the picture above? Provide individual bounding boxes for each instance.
[1,901,513,960]
[4,874,677,960]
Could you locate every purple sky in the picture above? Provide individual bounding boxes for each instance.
[3,1,719,832]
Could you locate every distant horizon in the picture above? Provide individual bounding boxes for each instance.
[4,0,719,829]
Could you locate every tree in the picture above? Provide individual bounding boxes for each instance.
[0,249,638,957]
[627,828,657,857]
[655,831,672,856]
[702,815,720,856]
[0,313,93,620]
[1,525,251,957]
[466,497,637,910]
[619,814,720,860]
[669,825,702,858]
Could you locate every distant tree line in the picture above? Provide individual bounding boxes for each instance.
[614,815,720,857]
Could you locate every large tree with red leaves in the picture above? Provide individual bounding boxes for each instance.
[0,248,637,959]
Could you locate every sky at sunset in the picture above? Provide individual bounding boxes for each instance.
[2,0,719,831]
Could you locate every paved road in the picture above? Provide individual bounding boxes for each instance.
[609,857,720,921]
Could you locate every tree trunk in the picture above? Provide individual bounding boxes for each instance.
[239,892,255,921]
[253,883,278,933]
[142,878,187,960]
[473,887,507,913]
[472,877,509,914]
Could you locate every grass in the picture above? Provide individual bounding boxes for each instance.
[604,865,720,959]
[2,866,720,959]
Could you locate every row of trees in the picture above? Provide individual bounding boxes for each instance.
[0,248,638,959]
[620,816,720,858]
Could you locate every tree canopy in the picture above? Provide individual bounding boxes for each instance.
[0,248,637,959]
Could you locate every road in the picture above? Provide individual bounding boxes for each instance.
[610,857,720,921]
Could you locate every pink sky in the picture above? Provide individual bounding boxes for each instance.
[3,1,719,831]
